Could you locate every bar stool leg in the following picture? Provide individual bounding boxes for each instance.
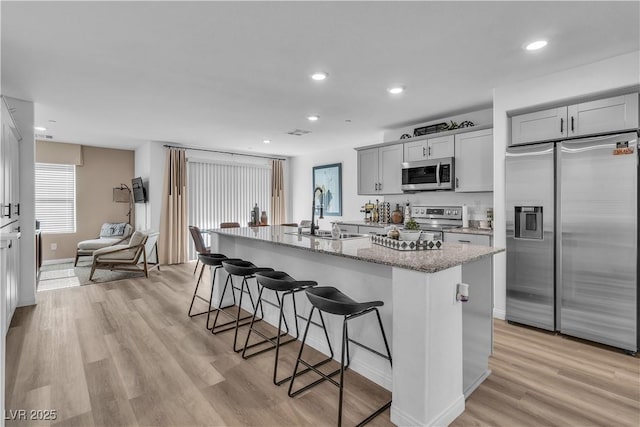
[338,317,348,427]
[241,288,293,358]
[188,264,218,318]
[193,258,200,275]
[233,276,263,352]
[288,307,339,398]
[210,274,256,335]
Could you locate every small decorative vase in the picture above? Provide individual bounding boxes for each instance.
[260,211,268,225]
[391,204,404,224]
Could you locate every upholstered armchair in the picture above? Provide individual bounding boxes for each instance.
[89,230,155,280]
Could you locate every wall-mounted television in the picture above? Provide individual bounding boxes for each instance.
[131,177,147,203]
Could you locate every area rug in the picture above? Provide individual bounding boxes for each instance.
[39,262,144,290]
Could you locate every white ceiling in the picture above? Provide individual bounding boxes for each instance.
[2,1,639,156]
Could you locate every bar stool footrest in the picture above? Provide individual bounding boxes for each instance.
[288,357,339,397]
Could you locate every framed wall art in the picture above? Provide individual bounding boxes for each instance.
[312,163,342,216]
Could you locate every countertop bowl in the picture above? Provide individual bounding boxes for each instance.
[399,230,421,241]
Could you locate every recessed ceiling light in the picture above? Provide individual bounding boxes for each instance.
[307,115,320,121]
[263,139,271,144]
[311,72,328,81]
[388,86,405,95]
[34,126,47,131]
[525,40,548,51]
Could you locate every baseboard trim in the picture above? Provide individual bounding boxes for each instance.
[493,307,506,320]
[431,394,466,427]
[391,393,465,427]
[42,258,75,266]
[464,369,492,399]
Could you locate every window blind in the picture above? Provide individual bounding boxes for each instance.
[187,160,271,259]
[35,163,76,233]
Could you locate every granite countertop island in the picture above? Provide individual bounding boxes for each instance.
[211,225,501,273]
[208,225,503,427]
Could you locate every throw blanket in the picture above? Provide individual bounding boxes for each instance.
[100,223,127,238]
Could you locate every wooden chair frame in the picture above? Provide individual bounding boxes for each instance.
[89,239,149,281]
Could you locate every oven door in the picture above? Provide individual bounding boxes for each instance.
[401,158,454,191]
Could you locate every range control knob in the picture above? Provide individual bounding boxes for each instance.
[446,210,451,215]
[453,210,458,215]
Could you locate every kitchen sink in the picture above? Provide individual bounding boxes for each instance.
[284,230,369,240]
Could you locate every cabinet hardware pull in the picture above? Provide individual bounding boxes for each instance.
[571,116,575,132]
[15,203,19,216]
[428,146,431,156]
[3,203,11,218]
[458,240,471,243]
[456,177,459,188]
[374,183,377,190]
[422,147,426,157]
[560,117,564,133]
[379,182,382,190]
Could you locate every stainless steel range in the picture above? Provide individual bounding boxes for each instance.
[410,205,462,239]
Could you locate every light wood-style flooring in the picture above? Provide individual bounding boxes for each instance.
[5,263,639,426]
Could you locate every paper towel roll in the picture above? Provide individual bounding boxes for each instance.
[462,205,469,228]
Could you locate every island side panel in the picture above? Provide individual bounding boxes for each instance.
[391,266,465,427]
[213,233,394,390]
[462,256,493,398]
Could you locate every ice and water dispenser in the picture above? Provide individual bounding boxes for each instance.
[515,206,543,240]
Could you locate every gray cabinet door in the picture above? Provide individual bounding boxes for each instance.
[378,144,403,194]
[511,107,567,145]
[454,129,493,192]
[357,148,378,195]
[568,93,639,138]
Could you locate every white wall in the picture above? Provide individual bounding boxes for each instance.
[492,50,640,319]
[290,146,370,229]
[134,141,164,232]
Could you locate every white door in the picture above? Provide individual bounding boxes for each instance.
[357,148,379,195]
[427,135,455,159]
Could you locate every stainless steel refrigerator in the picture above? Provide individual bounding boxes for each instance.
[506,132,638,352]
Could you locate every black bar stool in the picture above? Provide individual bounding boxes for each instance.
[212,259,273,352]
[288,286,392,427]
[187,253,239,330]
[242,271,318,385]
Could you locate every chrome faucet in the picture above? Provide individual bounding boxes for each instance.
[311,186,324,235]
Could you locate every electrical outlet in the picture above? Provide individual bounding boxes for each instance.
[50,243,57,251]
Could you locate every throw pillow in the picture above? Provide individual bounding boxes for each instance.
[100,222,127,238]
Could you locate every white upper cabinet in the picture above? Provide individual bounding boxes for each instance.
[511,93,639,145]
[378,144,403,194]
[428,135,455,159]
[357,147,379,195]
[567,94,639,137]
[454,128,493,192]
[357,143,403,195]
[403,134,454,162]
[511,107,567,145]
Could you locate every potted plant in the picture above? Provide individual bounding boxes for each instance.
[399,218,421,241]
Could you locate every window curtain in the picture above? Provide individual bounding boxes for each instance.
[270,159,285,225]
[159,147,188,264]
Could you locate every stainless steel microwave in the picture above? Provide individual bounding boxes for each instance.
[401,157,455,191]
